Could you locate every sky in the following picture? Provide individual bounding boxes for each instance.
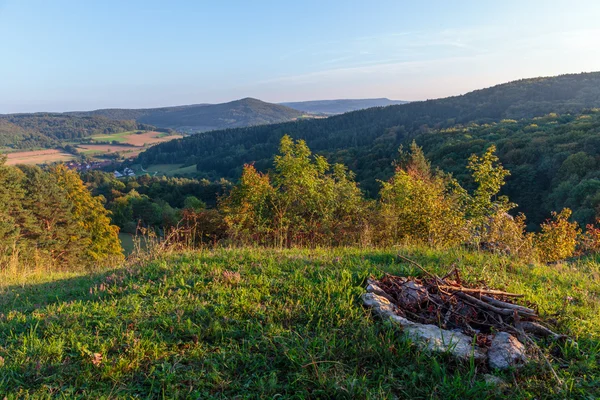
[1,0,600,113]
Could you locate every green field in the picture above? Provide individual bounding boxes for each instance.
[138,163,199,177]
[0,247,598,398]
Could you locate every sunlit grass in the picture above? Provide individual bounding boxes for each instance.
[0,247,598,398]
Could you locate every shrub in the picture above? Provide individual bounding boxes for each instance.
[377,142,468,247]
[481,212,535,259]
[578,218,600,254]
[535,208,580,263]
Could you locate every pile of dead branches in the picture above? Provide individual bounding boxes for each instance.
[372,255,565,343]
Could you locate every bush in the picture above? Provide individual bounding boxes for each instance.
[377,148,468,247]
[535,208,580,263]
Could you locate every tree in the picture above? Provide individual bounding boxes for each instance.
[378,142,467,247]
[51,165,123,264]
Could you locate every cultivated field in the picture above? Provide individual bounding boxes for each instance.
[77,131,183,159]
[90,131,182,146]
[77,144,146,159]
[124,131,182,146]
[4,149,75,165]
[1,131,183,166]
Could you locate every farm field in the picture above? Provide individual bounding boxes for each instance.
[77,131,184,160]
[4,149,75,165]
[90,131,182,146]
[1,131,184,166]
[77,144,145,159]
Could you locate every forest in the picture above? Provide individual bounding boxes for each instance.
[136,72,600,227]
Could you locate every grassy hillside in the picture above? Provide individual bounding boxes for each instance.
[69,98,305,133]
[280,98,409,115]
[0,248,598,398]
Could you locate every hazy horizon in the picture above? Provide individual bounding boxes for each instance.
[1,0,600,113]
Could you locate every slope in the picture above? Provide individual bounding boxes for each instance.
[280,98,409,114]
[69,98,305,133]
[0,248,597,398]
[0,114,147,149]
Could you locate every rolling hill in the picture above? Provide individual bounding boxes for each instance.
[280,98,409,115]
[68,98,305,133]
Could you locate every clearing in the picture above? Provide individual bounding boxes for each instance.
[136,163,199,177]
[0,248,598,398]
[75,131,184,160]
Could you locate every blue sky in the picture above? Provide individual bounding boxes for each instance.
[1,0,599,113]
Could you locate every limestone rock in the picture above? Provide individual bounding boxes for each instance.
[488,332,527,370]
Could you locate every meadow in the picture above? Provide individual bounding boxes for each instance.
[0,247,598,398]
[136,163,199,177]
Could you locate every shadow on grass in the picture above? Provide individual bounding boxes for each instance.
[0,267,131,314]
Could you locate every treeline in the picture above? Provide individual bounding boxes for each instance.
[0,157,123,271]
[0,114,154,149]
[137,71,600,169]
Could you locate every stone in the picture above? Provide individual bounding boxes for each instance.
[488,332,527,370]
[362,293,486,362]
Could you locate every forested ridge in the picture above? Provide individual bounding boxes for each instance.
[68,98,304,133]
[0,113,151,149]
[136,72,600,226]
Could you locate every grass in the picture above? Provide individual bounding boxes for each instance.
[118,232,136,255]
[0,247,598,398]
[139,164,199,177]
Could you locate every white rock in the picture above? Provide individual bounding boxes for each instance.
[488,332,527,370]
[362,293,486,362]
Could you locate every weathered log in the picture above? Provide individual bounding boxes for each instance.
[520,321,565,340]
[437,285,524,298]
[454,292,537,318]
[480,295,536,314]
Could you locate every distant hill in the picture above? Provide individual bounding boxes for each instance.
[280,98,408,115]
[69,98,304,133]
